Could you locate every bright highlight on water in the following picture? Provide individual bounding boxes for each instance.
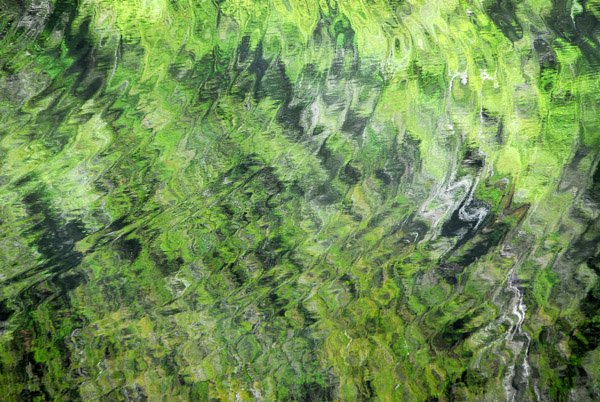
[1,0,600,401]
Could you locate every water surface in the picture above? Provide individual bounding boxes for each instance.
[1,0,600,400]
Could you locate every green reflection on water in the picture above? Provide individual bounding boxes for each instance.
[1,0,600,400]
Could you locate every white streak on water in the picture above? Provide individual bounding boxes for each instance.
[502,254,537,402]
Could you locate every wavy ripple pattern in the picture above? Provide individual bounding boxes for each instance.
[1,0,600,401]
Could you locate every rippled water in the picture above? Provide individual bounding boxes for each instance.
[1,0,600,401]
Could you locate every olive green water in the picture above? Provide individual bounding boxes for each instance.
[1,0,600,400]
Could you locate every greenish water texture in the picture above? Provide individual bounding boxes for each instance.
[2,0,600,401]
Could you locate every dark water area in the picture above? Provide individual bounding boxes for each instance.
[1,0,600,400]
